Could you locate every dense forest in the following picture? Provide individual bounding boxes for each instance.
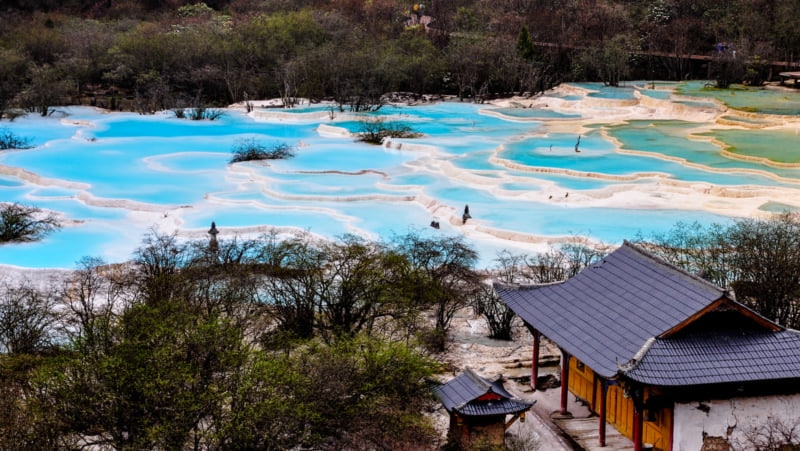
[0,223,604,449]
[2,213,800,448]
[2,0,800,117]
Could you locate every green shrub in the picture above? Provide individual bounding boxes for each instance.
[173,107,224,120]
[0,128,32,150]
[357,118,421,144]
[230,138,295,163]
[0,203,60,243]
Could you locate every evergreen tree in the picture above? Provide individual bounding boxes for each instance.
[516,25,537,61]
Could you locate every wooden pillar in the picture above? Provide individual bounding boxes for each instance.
[633,408,643,451]
[598,379,608,447]
[632,387,644,451]
[531,328,540,390]
[560,349,571,416]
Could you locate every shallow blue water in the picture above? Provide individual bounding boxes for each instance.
[639,90,672,100]
[604,121,800,185]
[491,108,582,119]
[677,80,800,115]
[570,82,639,99]
[2,85,800,269]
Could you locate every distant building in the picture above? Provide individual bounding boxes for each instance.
[433,367,534,449]
[496,241,800,451]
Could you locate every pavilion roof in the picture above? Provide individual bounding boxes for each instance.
[433,367,534,416]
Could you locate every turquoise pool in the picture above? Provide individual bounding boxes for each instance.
[2,81,800,269]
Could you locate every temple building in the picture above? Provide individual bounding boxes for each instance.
[495,241,800,450]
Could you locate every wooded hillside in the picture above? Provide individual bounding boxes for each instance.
[2,0,799,116]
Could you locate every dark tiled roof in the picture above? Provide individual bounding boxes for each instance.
[495,242,729,378]
[622,330,800,386]
[457,398,534,417]
[433,367,534,416]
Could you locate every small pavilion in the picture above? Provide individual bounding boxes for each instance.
[433,367,535,449]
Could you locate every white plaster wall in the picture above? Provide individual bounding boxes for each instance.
[674,394,800,450]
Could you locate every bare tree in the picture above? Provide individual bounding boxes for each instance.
[731,417,800,451]
[635,221,734,287]
[392,232,481,351]
[471,251,527,341]
[58,257,122,352]
[471,283,517,340]
[0,128,32,149]
[476,241,605,341]
[637,213,800,329]
[0,48,26,118]
[182,235,275,338]
[559,238,608,278]
[132,230,190,305]
[445,37,494,102]
[525,249,569,283]
[576,34,635,86]
[0,279,58,355]
[315,236,397,339]
[19,64,72,116]
[0,203,60,243]
[727,213,800,328]
[356,117,420,144]
[259,236,326,341]
[276,60,301,108]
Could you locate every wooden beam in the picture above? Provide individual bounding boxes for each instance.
[505,412,523,430]
[661,296,780,338]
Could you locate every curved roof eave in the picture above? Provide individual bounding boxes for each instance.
[495,242,730,379]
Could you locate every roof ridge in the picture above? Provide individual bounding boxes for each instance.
[463,366,492,391]
[493,280,566,291]
[621,240,727,295]
[617,336,657,373]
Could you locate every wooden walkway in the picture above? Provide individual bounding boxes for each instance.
[553,416,635,451]
[512,381,636,451]
[779,71,800,87]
